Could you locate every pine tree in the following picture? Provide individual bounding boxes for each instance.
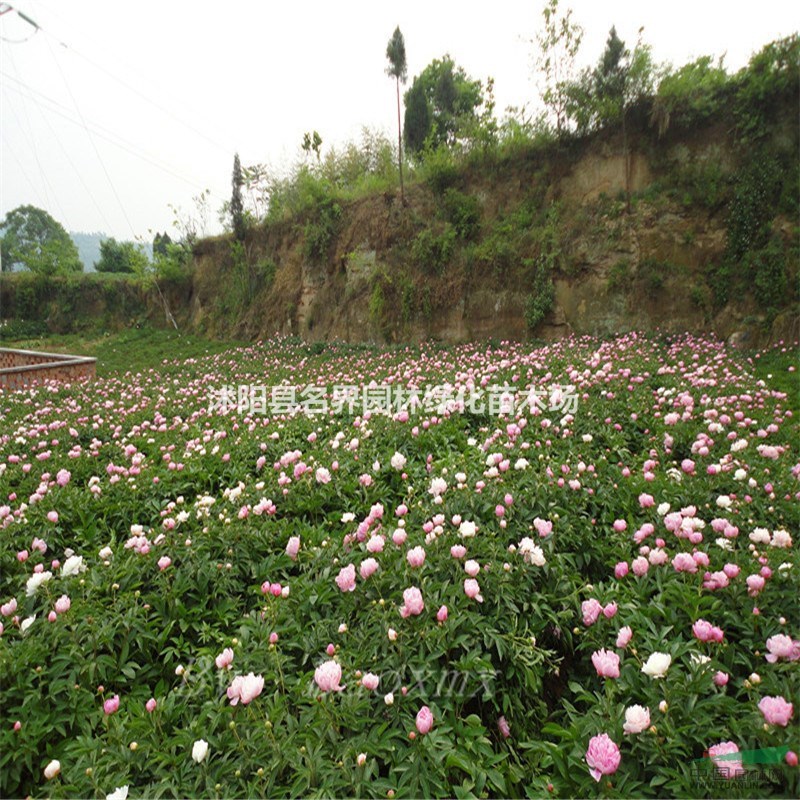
[231,153,245,241]
[385,27,408,203]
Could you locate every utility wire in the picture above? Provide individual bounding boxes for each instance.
[1,130,47,207]
[42,30,137,238]
[12,74,115,232]
[6,0,235,154]
[2,73,219,195]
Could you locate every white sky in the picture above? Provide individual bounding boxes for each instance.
[1,0,797,242]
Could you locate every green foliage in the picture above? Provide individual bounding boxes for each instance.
[385,26,407,82]
[231,153,246,241]
[733,34,800,143]
[440,189,481,239]
[1,205,82,275]
[403,56,484,154]
[524,257,555,332]
[303,195,342,264]
[420,147,460,196]
[412,226,456,275]
[535,0,584,133]
[404,79,431,155]
[638,257,666,298]
[152,231,173,259]
[95,238,150,274]
[606,258,631,290]
[650,56,729,135]
[746,234,790,314]
[564,28,656,134]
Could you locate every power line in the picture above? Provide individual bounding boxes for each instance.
[11,74,115,231]
[6,1,235,154]
[2,73,219,195]
[0,131,47,208]
[41,30,137,239]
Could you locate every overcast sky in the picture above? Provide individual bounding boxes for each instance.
[1,0,796,242]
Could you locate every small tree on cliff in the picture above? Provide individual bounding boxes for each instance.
[231,153,245,241]
[385,26,407,204]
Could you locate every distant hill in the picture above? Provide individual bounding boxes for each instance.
[70,232,104,272]
[70,232,153,272]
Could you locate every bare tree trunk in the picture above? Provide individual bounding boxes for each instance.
[396,77,404,204]
[622,106,631,214]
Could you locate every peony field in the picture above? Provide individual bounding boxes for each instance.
[0,332,798,798]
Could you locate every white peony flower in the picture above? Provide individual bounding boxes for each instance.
[390,452,407,471]
[623,705,650,735]
[641,652,671,678]
[61,555,85,577]
[191,739,209,763]
[26,571,53,596]
[106,786,129,800]
[44,759,61,780]
[458,520,477,538]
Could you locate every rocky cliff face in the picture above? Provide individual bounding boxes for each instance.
[187,107,798,348]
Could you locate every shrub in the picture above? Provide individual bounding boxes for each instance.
[412,226,457,275]
[441,189,481,239]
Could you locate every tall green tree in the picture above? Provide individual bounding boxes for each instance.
[403,56,484,155]
[535,0,584,133]
[0,205,82,274]
[153,231,173,258]
[95,238,149,274]
[231,153,245,241]
[385,26,407,203]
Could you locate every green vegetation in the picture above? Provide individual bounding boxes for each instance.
[231,153,246,241]
[1,205,82,275]
[95,237,149,274]
[385,26,408,202]
[0,326,242,377]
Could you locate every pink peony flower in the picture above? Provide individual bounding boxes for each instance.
[359,558,379,580]
[672,552,698,573]
[616,626,633,649]
[399,586,425,618]
[335,564,357,592]
[464,559,481,577]
[2,598,19,617]
[746,574,765,596]
[215,648,234,670]
[54,595,71,615]
[708,742,743,777]
[361,673,379,691]
[692,619,724,643]
[713,671,729,686]
[623,705,650,735]
[464,578,483,602]
[104,694,120,715]
[765,634,798,663]
[436,605,448,622]
[603,602,618,619]
[450,544,467,559]
[582,599,602,626]
[758,696,793,727]
[585,733,621,781]
[614,561,629,579]
[406,547,426,568]
[227,672,264,705]
[591,649,620,679]
[157,556,172,571]
[632,556,649,576]
[415,705,433,735]
[146,698,157,713]
[286,536,301,560]
[498,716,511,738]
